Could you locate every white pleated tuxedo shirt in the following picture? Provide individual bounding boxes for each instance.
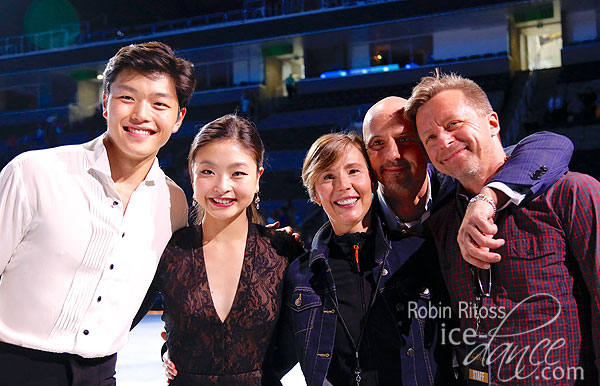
[0,135,187,358]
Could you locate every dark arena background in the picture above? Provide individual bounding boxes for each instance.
[1,0,598,383]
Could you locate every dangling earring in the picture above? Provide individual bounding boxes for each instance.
[254,193,261,209]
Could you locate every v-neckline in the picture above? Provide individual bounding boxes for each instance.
[198,223,252,325]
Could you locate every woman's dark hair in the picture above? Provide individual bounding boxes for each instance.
[188,114,265,225]
[102,41,196,109]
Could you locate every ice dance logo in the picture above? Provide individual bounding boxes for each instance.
[409,293,585,382]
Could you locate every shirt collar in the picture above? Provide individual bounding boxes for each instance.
[144,158,162,185]
[82,134,111,178]
[83,133,161,185]
[454,184,472,218]
[376,174,432,231]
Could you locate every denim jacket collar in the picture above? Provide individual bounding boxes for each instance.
[308,222,332,269]
[308,210,392,272]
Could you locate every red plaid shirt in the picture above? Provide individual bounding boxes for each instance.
[427,172,600,385]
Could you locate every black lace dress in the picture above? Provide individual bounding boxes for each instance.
[147,223,302,385]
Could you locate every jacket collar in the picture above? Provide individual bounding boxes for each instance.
[308,222,333,268]
[308,208,391,270]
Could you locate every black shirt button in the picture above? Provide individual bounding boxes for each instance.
[121,232,125,238]
[83,330,89,335]
[97,296,102,302]
[112,201,118,206]
[109,264,114,270]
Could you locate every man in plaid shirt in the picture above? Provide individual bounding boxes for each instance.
[405,72,600,385]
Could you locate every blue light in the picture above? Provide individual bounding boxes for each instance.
[318,64,400,79]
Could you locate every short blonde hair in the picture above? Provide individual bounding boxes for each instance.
[301,132,374,202]
[405,70,493,124]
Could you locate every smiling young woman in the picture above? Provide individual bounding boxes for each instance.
[133,114,303,385]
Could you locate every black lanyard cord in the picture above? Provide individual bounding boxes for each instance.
[325,249,389,386]
[471,267,493,334]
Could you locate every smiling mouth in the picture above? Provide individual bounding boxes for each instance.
[125,126,155,136]
[334,198,359,206]
[210,198,236,206]
[443,146,468,162]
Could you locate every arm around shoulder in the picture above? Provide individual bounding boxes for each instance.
[458,133,574,269]
[492,131,573,202]
[261,226,306,262]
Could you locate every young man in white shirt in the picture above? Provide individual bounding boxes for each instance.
[0,41,194,385]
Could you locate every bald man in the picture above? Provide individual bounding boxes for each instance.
[265,97,573,386]
[363,97,430,228]
[358,96,573,384]
[362,96,572,260]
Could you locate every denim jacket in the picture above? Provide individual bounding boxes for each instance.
[266,207,454,386]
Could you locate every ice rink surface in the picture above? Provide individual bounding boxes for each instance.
[117,313,305,386]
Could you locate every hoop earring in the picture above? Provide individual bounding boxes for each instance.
[254,193,261,210]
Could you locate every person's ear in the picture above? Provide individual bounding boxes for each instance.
[172,107,186,134]
[102,93,108,119]
[488,112,500,137]
[255,167,264,192]
[314,193,321,206]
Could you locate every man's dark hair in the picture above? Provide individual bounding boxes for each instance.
[102,41,195,109]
